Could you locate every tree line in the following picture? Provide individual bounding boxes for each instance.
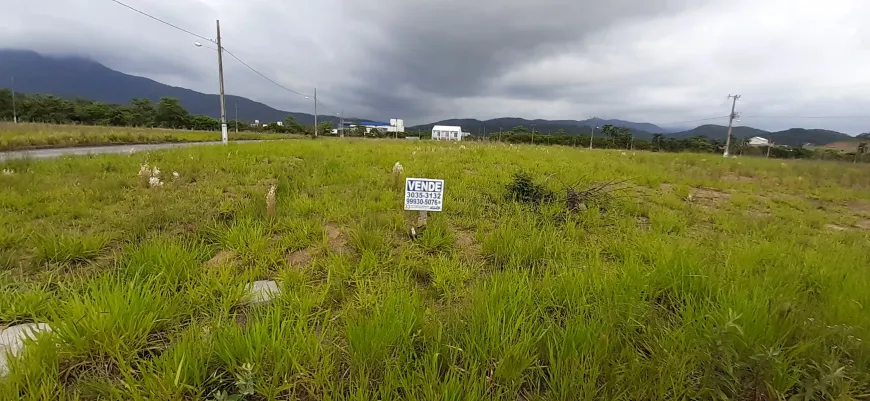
[0,89,437,138]
[0,89,864,161]
[0,89,339,135]
[465,125,867,161]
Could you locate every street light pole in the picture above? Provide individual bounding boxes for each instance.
[313,87,317,137]
[10,76,18,124]
[339,110,344,138]
[723,94,740,157]
[589,126,596,149]
[216,20,228,143]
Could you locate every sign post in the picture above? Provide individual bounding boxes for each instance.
[404,178,444,238]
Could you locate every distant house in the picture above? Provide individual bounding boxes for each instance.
[359,120,405,134]
[747,136,770,146]
[432,125,463,141]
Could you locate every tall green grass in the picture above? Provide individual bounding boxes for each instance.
[1,137,869,399]
[0,122,295,151]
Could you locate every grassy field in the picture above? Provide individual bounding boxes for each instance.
[0,123,293,151]
[1,138,869,400]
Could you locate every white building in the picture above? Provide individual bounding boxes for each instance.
[432,125,464,141]
[357,119,405,134]
[747,136,770,146]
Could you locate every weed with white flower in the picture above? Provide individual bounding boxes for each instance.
[138,163,164,187]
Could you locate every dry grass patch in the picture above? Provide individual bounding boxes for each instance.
[285,248,313,267]
[206,250,237,267]
[688,187,731,208]
[325,223,350,255]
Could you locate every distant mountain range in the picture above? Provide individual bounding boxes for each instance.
[669,125,855,146]
[411,120,854,147]
[409,117,669,136]
[0,49,859,147]
[0,49,336,125]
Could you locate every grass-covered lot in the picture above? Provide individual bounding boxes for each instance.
[1,139,869,400]
[0,123,292,151]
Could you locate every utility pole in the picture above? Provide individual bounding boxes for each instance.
[10,76,18,124]
[589,126,596,149]
[235,101,238,133]
[340,109,344,138]
[766,141,773,158]
[723,94,741,157]
[532,124,535,145]
[313,87,317,137]
[499,127,502,142]
[216,20,228,144]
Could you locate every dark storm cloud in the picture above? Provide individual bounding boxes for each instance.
[345,0,697,97]
[3,0,870,133]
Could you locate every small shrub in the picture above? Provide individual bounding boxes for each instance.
[506,171,554,206]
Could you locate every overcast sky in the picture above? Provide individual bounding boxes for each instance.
[3,0,870,133]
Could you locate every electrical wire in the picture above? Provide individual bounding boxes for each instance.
[656,115,729,127]
[315,98,340,117]
[220,48,310,98]
[109,0,213,43]
[742,115,870,120]
[109,0,312,99]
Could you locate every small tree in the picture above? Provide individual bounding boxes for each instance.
[651,134,664,151]
[155,97,190,129]
[318,121,334,135]
[282,115,305,133]
[856,142,867,163]
[189,115,220,131]
[354,125,368,137]
[130,97,156,127]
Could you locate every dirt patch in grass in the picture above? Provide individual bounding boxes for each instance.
[206,250,236,267]
[855,220,870,230]
[825,224,851,232]
[846,201,870,217]
[745,210,772,219]
[722,172,756,183]
[659,183,673,192]
[325,224,350,254]
[454,230,481,260]
[456,231,477,249]
[464,169,477,175]
[286,248,313,267]
[688,187,730,208]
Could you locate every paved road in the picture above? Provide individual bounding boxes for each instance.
[0,140,266,161]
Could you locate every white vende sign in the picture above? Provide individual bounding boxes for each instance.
[404,178,444,212]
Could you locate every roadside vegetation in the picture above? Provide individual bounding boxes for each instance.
[0,123,296,151]
[3,89,867,161]
[1,139,869,399]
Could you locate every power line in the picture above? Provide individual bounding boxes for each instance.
[110,0,311,99]
[315,98,339,117]
[657,115,729,126]
[221,48,310,98]
[109,0,213,43]
[742,115,870,120]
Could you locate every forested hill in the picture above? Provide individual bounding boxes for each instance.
[410,117,667,137]
[0,49,321,124]
[670,125,852,147]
